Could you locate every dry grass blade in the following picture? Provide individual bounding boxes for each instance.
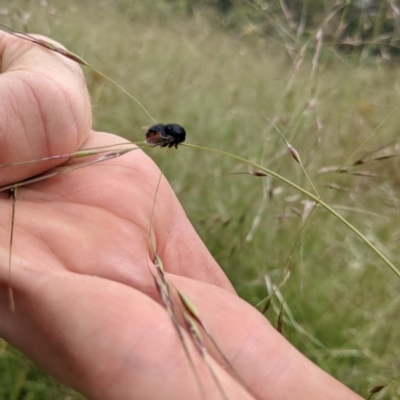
[319,139,400,174]
[261,297,271,314]
[7,188,16,313]
[0,142,137,169]
[264,275,325,348]
[177,291,263,400]
[342,171,379,177]
[277,303,284,334]
[149,207,236,400]
[152,235,250,399]
[182,312,229,400]
[151,255,206,400]
[353,140,400,165]
[256,257,291,316]
[0,147,137,193]
[142,170,206,396]
[146,176,207,399]
[318,165,382,177]
[367,384,387,399]
[251,171,268,177]
[0,23,89,66]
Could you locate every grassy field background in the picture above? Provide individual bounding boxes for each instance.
[1,0,400,398]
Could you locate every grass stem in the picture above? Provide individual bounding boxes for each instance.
[182,143,400,279]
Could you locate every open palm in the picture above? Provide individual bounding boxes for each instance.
[0,31,362,400]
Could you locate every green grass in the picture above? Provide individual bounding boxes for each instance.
[2,0,400,398]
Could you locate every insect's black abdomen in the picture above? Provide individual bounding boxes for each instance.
[145,123,186,148]
[164,124,186,148]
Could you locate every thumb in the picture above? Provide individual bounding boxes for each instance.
[0,31,92,186]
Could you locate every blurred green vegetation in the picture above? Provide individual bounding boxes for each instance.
[2,0,400,398]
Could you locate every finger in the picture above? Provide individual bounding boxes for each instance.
[0,271,253,400]
[169,275,364,400]
[0,31,91,185]
[0,260,362,400]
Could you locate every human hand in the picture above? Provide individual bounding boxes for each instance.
[0,31,362,400]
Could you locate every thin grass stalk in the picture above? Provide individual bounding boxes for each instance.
[146,172,207,399]
[286,4,346,92]
[279,0,294,29]
[245,176,271,242]
[296,0,308,38]
[310,28,323,93]
[0,24,157,123]
[371,0,389,52]
[387,0,400,40]
[331,2,350,49]
[264,116,320,197]
[277,107,398,275]
[146,172,256,398]
[182,143,400,278]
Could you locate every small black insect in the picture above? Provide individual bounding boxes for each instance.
[144,123,186,149]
